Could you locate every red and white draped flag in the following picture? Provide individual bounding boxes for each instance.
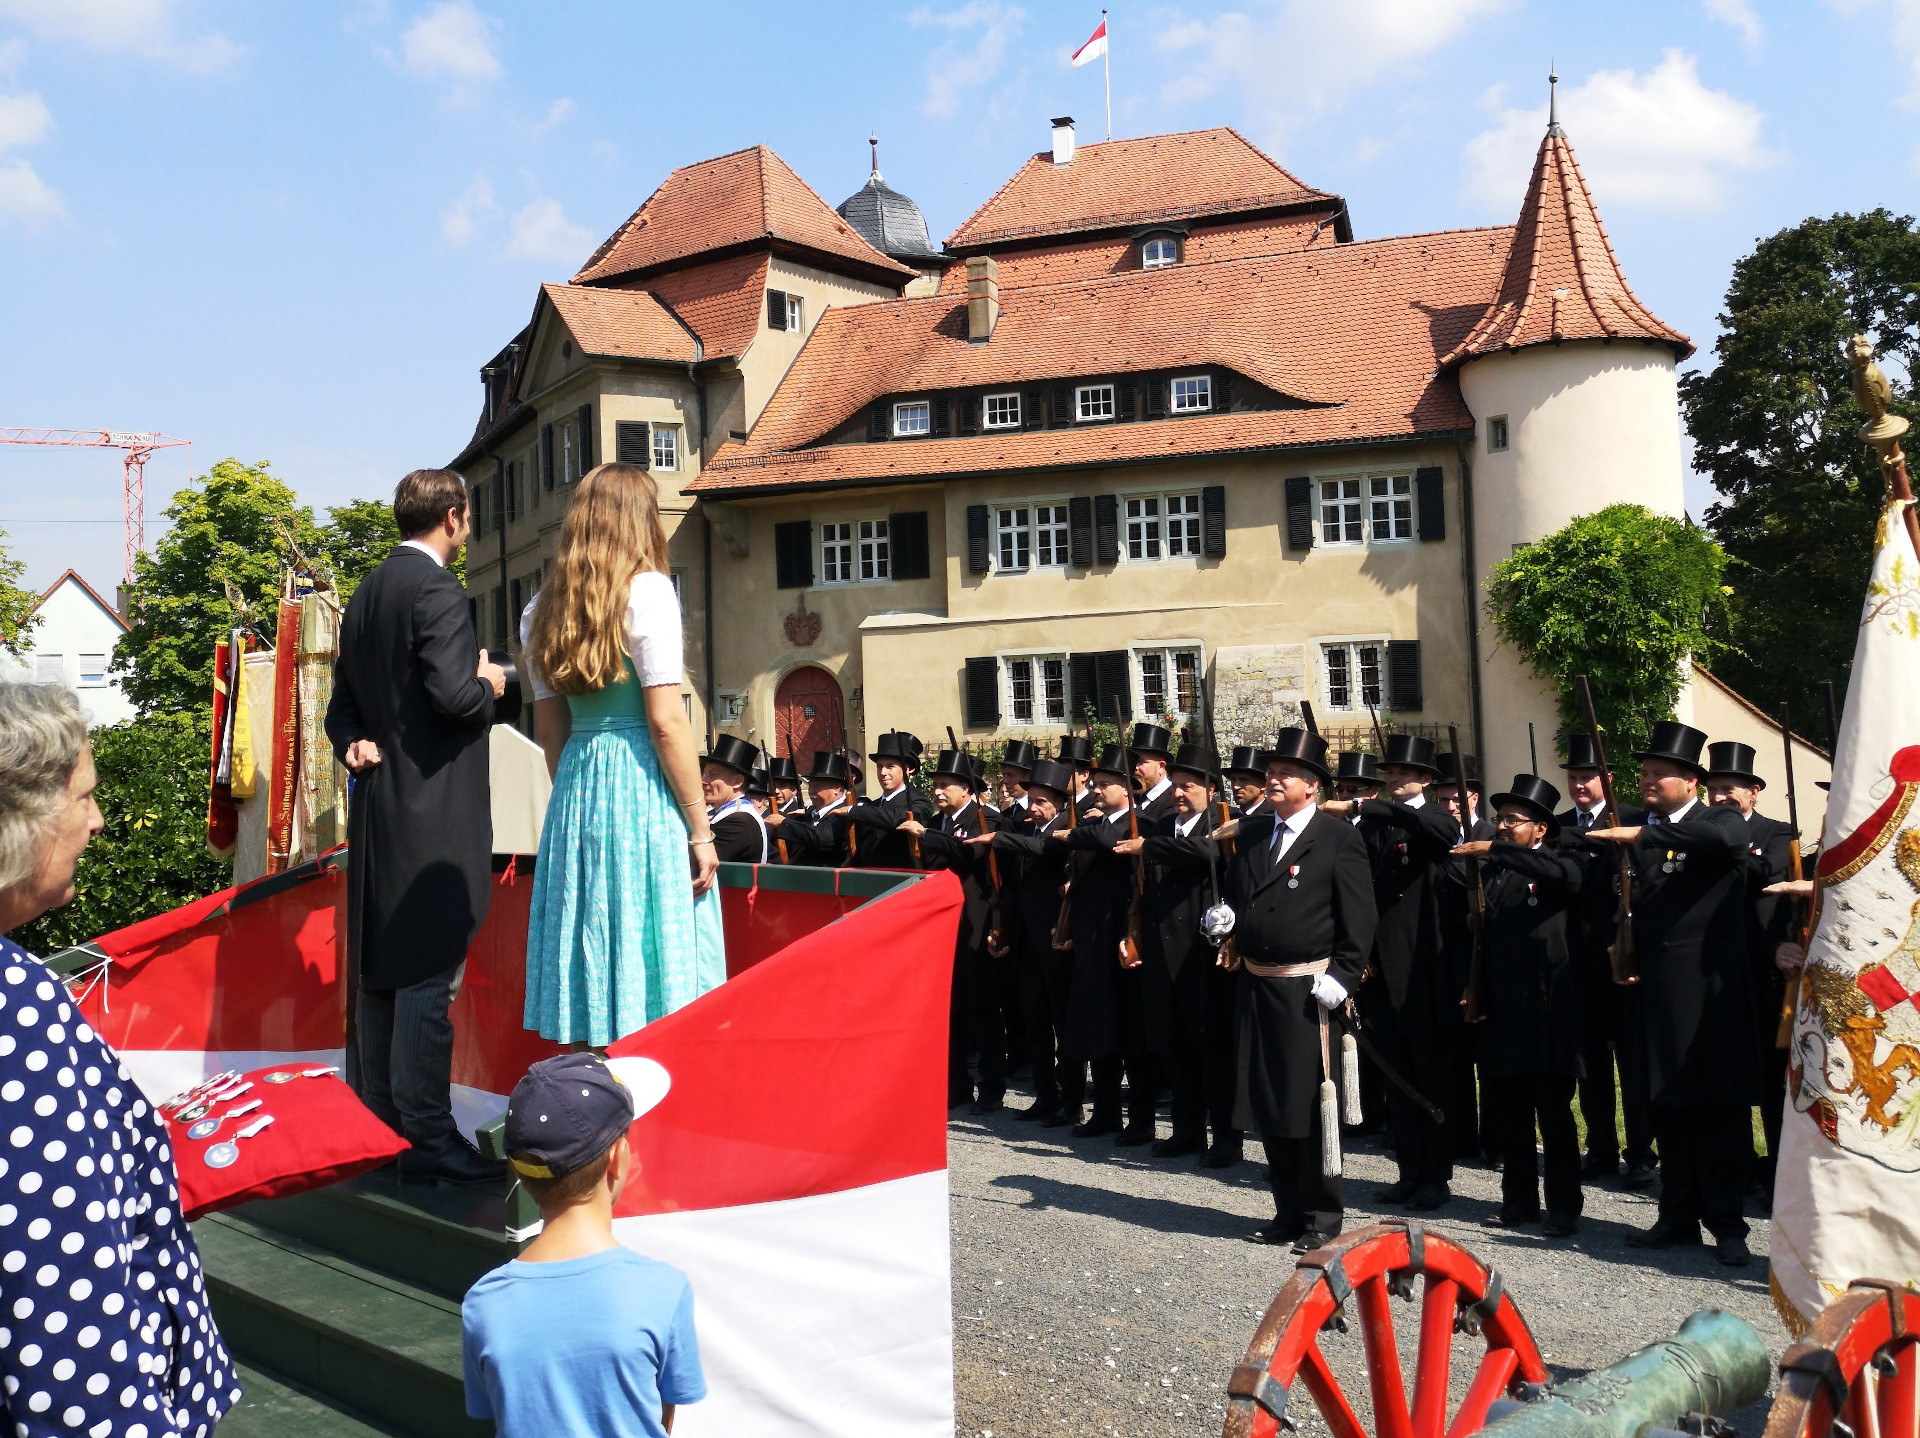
[1071,16,1107,66]
[1772,479,1920,1333]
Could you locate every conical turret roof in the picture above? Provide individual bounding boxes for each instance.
[1444,120,1690,368]
[837,167,941,264]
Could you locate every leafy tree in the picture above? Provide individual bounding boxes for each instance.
[0,527,39,659]
[9,711,230,953]
[1679,210,1920,737]
[1486,504,1731,790]
[111,459,325,716]
[318,498,400,601]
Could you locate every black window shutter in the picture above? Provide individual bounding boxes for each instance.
[541,423,555,489]
[1116,378,1136,421]
[1145,378,1166,418]
[957,396,979,435]
[470,480,485,537]
[1022,390,1044,431]
[964,657,1001,727]
[932,397,952,437]
[1202,485,1227,559]
[1387,640,1424,712]
[891,511,930,580]
[576,404,593,470]
[1094,650,1133,719]
[1284,475,1315,551]
[505,462,517,521]
[1069,652,1098,720]
[1068,496,1094,568]
[774,520,814,589]
[1050,385,1072,428]
[1094,494,1119,564]
[615,420,650,465]
[1416,466,1446,541]
[1215,371,1235,411]
[767,289,787,329]
[870,401,890,441]
[965,504,991,574]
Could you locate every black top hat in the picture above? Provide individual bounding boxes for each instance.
[1129,722,1174,760]
[1268,728,1332,782]
[1433,753,1483,791]
[806,750,851,786]
[1056,734,1095,767]
[1632,720,1710,779]
[870,730,923,768]
[1335,750,1381,784]
[1490,773,1562,836]
[966,753,991,792]
[1168,740,1219,783]
[766,754,800,784]
[1000,739,1040,772]
[704,733,759,778]
[842,748,865,785]
[1704,741,1764,787]
[746,767,771,797]
[1091,742,1131,780]
[1561,733,1604,772]
[928,749,973,783]
[1381,733,1440,775]
[1225,744,1267,778]
[1026,759,1075,797]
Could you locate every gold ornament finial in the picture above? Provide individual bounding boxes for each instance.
[1850,333,1910,447]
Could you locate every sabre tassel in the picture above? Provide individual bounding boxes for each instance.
[1341,1033,1362,1126]
[1320,1077,1342,1177]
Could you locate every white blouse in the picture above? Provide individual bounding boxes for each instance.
[520,571,684,700]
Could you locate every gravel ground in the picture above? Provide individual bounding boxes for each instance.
[949,1089,1788,1437]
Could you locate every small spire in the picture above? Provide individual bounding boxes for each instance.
[1546,63,1562,137]
[868,132,881,181]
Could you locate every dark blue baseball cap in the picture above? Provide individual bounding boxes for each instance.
[505,1053,636,1179]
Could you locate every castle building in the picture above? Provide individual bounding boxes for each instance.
[451,108,1828,809]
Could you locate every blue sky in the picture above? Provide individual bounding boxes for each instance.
[1,0,1917,594]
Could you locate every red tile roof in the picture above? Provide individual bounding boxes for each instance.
[933,214,1333,295]
[542,283,700,364]
[691,226,1512,495]
[573,145,915,287]
[637,253,770,361]
[1444,126,1690,366]
[946,128,1337,251]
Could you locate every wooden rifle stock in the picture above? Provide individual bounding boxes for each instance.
[1575,674,1639,986]
[1051,723,1079,950]
[1114,696,1145,968]
[1450,722,1490,1023]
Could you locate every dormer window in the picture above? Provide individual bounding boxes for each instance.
[1076,384,1116,423]
[1171,375,1211,413]
[893,401,931,437]
[983,392,1022,429]
[1142,236,1180,269]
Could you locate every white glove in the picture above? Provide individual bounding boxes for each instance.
[1311,973,1348,1010]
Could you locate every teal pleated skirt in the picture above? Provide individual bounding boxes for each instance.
[524,714,726,1046]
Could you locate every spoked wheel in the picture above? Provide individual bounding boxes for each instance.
[1765,1279,1920,1438]
[1223,1222,1548,1438]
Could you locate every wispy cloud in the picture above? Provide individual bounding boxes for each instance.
[441,171,493,247]
[528,96,573,136]
[1461,50,1780,214]
[0,0,243,72]
[1703,0,1762,47]
[0,85,56,226]
[506,196,592,263]
[909,2,1025,118]
[397,1,500,86]
[0,89,49,149]
[1153,0,1509,152]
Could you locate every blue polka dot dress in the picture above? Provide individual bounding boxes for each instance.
[0,935,237,1436]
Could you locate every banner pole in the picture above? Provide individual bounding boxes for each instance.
[1103,10,1112,139]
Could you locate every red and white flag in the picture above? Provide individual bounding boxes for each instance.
[1071,16,1107,66]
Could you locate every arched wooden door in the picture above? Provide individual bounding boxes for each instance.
[773,666,844,773]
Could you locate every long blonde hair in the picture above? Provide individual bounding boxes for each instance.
[527,463,670,694]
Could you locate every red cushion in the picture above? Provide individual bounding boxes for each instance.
[165,1065,409,1221]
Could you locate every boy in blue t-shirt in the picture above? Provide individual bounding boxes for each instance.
[462,1054,705,1436]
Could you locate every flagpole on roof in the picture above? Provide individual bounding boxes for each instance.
[1103,10,1112,139]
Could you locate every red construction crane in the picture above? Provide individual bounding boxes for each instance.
[0,428,192,583]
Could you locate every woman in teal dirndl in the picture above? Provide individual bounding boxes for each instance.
[520,463,725,1048]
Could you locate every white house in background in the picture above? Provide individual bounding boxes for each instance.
[0,571,135,728]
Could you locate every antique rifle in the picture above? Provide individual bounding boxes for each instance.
[1363,693,1387,756]
[1575,673,1638,986]
[1776,700,1811,1048]
[841,745,860,862]
[765,740,790,865]
[1203,677,1239,969]
[952,728,1009,956]
[1051,713,1082,950]
[1451,722,1491,1023]
[1115,695,1145,968]
[1528,722,1539,776]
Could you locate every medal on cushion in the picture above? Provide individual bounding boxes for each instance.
[264,1066,339,1085]
[204,1113,275,1169]
[164,1071,240,1113]
[188,1098,263,1141]
[177,1079,253,1122]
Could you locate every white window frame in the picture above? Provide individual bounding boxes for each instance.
[1170,374,1211,413]
[858,517,890,581]
[1000,649,1070,728]
[1318,475,1365,546]
[1119,488,1204,563]
[1075,384,1116,423]
[1131,642,1204,725]
[982,392,1022,430]
[1317,634,1388,713]
[1124,493,1162,560]
[77,654,108,689]
[1141,236,1179,269]
[994,505,1032,572]
[893,401,930,438]
[652,426,680,472]
[785,293,803,332]
[717,689,746,723]
[819,520,855,585]
[1487,415,1509,452]
[1031,500,1072,568]
[1369,473,1415,543]
[32,653,64,686]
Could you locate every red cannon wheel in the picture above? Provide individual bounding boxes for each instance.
[1765,1280,1920,1438]
[1223,1222,1549,1438]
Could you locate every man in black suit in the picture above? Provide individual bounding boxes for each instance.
[1589,721,1760,1266]
[1433,753,1492,1164]
[1556,734,1654,1187]
[1704,740,1797,1192]
[768,750,855,866]
[1221,729,1377,1251]
[702,735,769,864]
[326,469,506,1186]
[1227,746,1270,819]
[1131,723,1179,826]
[848,731,935,868]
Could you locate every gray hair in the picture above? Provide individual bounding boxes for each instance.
[0,683,89,893]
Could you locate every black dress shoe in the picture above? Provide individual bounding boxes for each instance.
[1714,1232,1753,1266]
[1152,1133,1206,1158]
[1246,1220,1306,1247]
[1481,1208,1537,1228]
[1542,1213,1580,1237]
[969,1091,1005,1115]
[1014,1100,1061,1124]
[1199,1141,1243,1169]
[1072,1114,1120,1138]
[1292,1229,1339,1254]
[1379,1178,1419,1204]
[399,1137,508,1187]
[1625,1219,1702,1249]
[1114,1122,1156,1147]
[948,1091,974,1110]
[1043,1107,1082,1129]
[1580,1152,1619,1180]
[1621,1160,1658,1190]
[1407,1182,1452,1211]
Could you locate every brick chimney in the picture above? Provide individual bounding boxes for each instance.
[966,255,999,343]
[1051,116,1075,165]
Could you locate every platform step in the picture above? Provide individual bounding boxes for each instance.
[194,1212,491,1438]
[220,1360,403,1437]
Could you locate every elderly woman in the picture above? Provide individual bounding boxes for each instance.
[0,683,237,1436]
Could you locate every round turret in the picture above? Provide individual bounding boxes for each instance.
[837,136,943,276]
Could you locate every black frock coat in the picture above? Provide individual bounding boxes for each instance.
[990,815,1076,1015]
[847,786,938,870]
[1557,803,1647,1036]
[916,801,999,956]
[1620,802,1760,1107]
[710,808,769,864]
[773,804,850,867]
[1474,842,1585,1078]
[1052,812,1139,1059]
[1354,798,1457,1025]
[1221,810,1377,1137]
[325,546,495,992]
[1137,809,1223,1054]
[1740,810,1797,1049]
